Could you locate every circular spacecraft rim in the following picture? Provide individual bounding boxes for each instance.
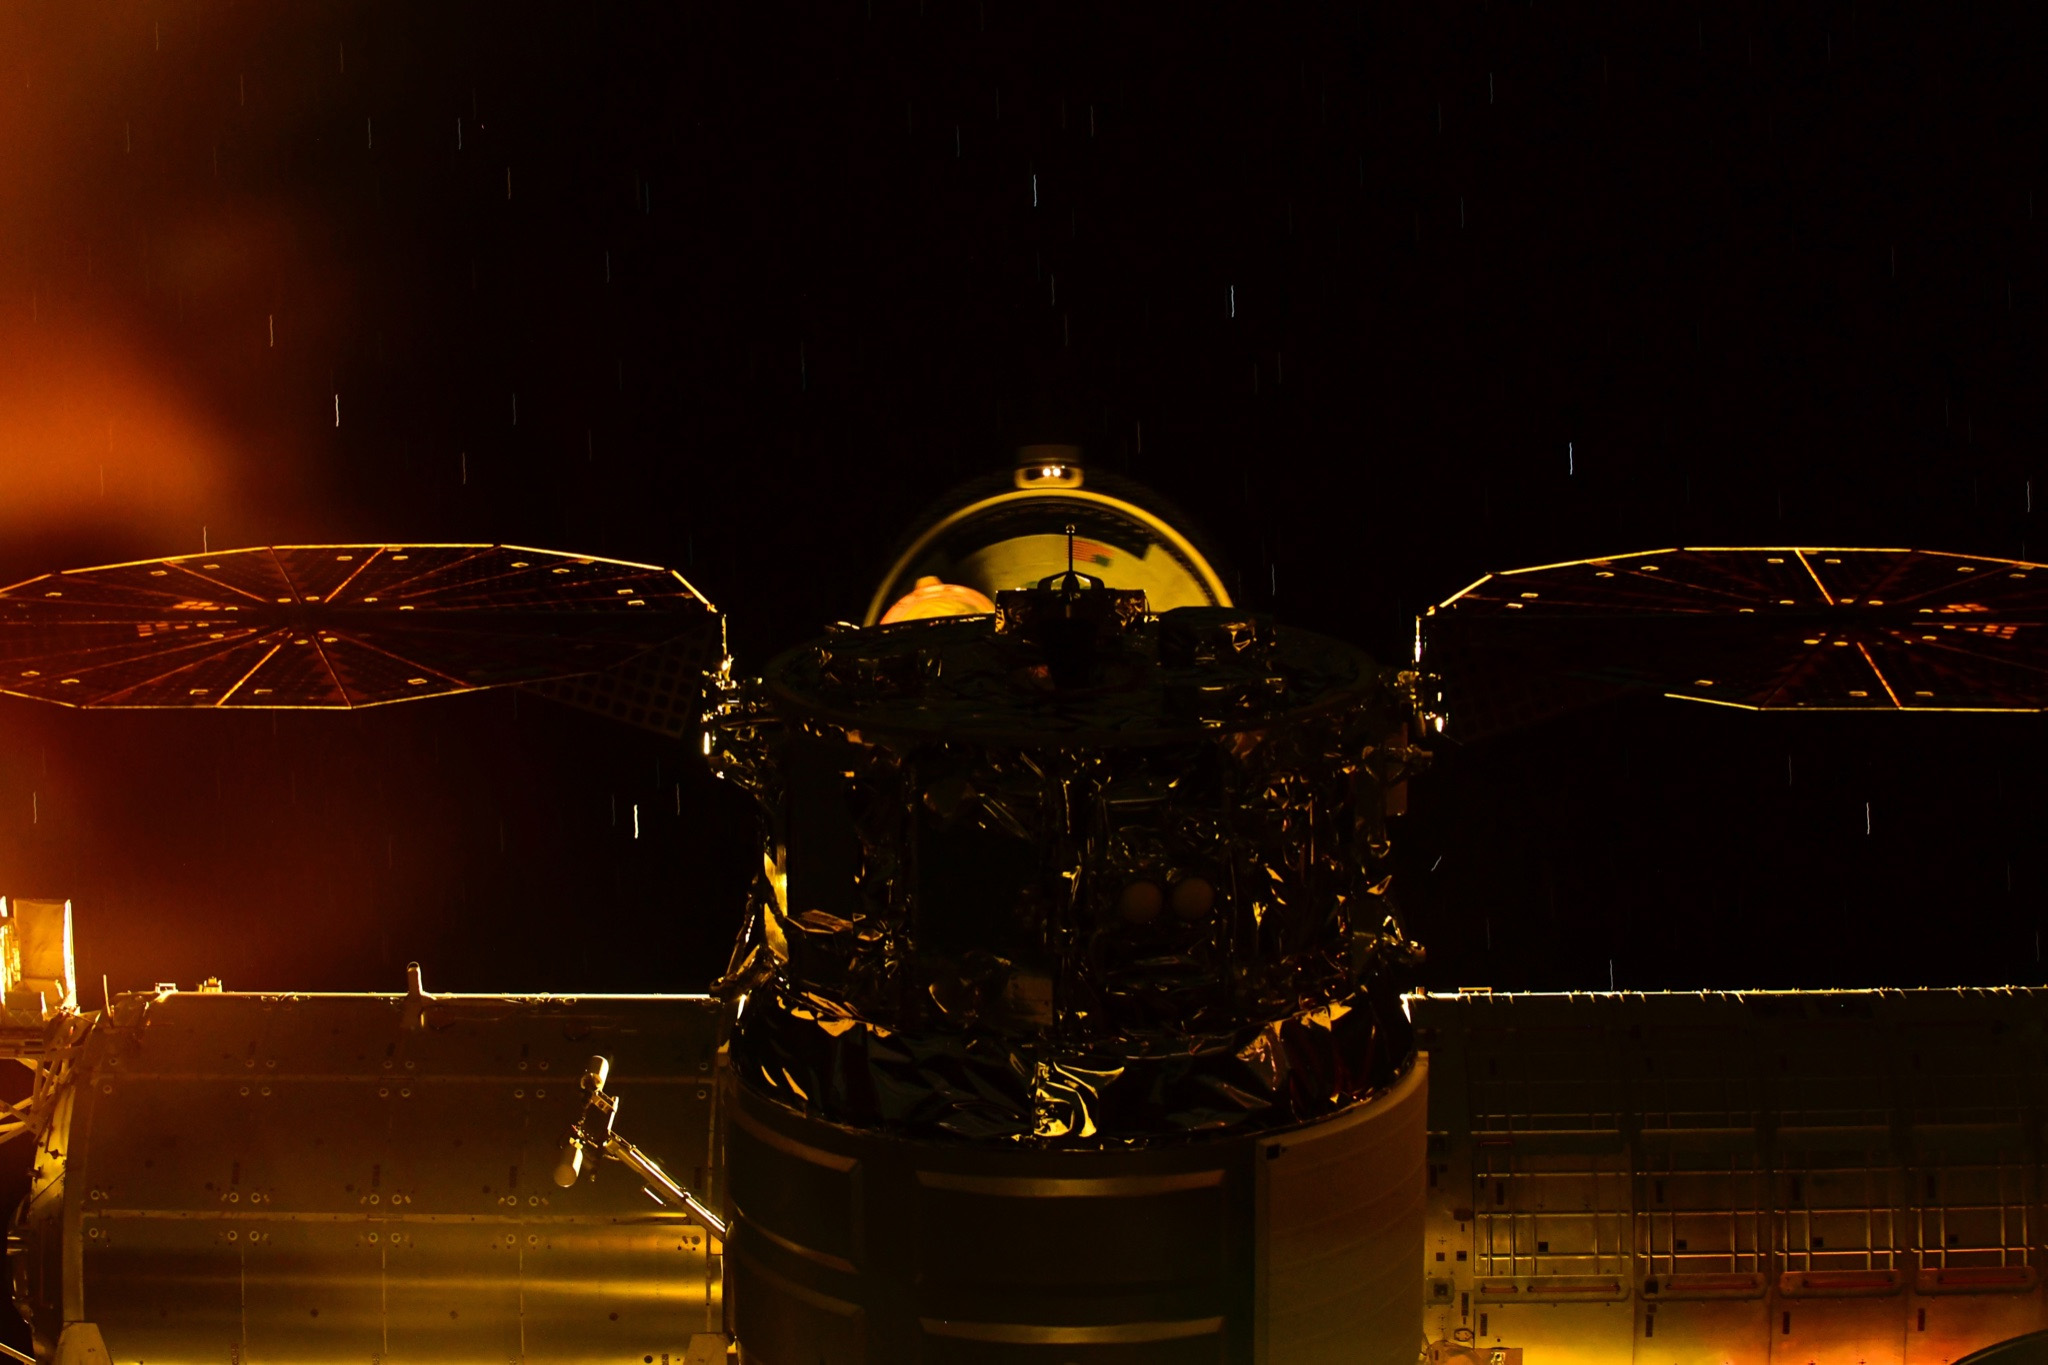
[862,486,1234,627]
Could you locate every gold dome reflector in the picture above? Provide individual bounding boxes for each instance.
[878,576,998,624]
[864,463,1230,626]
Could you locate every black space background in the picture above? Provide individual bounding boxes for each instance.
[3,1,2048,1002]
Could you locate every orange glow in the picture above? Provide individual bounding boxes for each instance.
[0,322,234,540]
[879,576,997,623]
[0,8,361,551]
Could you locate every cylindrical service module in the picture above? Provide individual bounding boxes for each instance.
[708,583,1432,1363]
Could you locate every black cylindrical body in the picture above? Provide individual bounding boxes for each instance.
[709,593,1430,1361]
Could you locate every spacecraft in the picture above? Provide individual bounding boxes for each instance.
[2,447,2047,1364]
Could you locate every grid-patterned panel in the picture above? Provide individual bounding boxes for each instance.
[1414,988,2048,1357]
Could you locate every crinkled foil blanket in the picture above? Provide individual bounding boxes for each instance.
[731,983,1414,1143]
[710,607,1428,1143]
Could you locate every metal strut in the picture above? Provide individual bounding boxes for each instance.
[551,1055,727,1238]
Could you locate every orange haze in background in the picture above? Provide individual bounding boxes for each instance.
[0,321,232,549]
[0,7,467,999]
[0,5,341,555]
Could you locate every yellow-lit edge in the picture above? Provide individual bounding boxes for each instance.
[1494,548,1681,576]
[1855,642,1904,708]
[1446,546,2048,610]
[2,545,716,612]
[1794,550,1836,605]
[1435,574,1495,608]
[1664,691,2040,715]
[0,683,482,713]
[214,644,285,707]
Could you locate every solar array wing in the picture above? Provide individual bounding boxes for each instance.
[0,545,718,709]
[1422,548,2048,739]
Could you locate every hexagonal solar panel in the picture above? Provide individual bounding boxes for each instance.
[0,545,717,709]
[1421,548,2048,739]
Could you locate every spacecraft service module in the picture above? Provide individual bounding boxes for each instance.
[4,449,2048,1362]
